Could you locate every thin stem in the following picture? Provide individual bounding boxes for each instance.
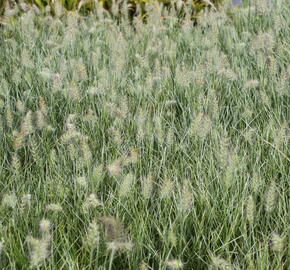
[108,248,116,270]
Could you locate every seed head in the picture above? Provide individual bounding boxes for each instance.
[35,110,47,130]
[245,195,255,225]
[141,172,154,200]
[179,180,194,212]
[107,159,123,177]
[166,128,175,146]
[2,193,17,209]
[139,262,149,270]
[165,259,183,269]
[5,107,13,128]
[21,110,34,135]
[123,147,138,165]
[99,216,126,242]
[13,130,25,149]
[270,233,284,253]
[39,219,51,236]
[154,115,164,144]
[11,152,21,172]
[16,100,25,113]
[83,219,100,249]
[20,194,31,212]
[210,256,233,270]
[46,203,63,213]
[160,179,174,200]
[83,109,98,122]
[39,68,52,81]
[251,31,274,53]
[74,176,87,188]
[244,79,259,89]
[273,123,287,148]
[52,73,62,93]
[83,194,103,212]
[119,173,134,198]
[21,49,33,68]
[168,230,177,247]
[106,240,134,253]
[265,181,277,213]
[190,113,212,139]
[26,234,51,268]
[251,172,261,193]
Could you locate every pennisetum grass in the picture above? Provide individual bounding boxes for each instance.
[0,0,289,269]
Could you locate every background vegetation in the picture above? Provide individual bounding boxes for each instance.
[1,0,223,20]
[0,0,289,269]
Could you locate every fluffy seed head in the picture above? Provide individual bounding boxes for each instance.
[46,203,63,213]
[39,96,48,114]
[242,107,253,120]
[39,68,52,81]
[83,219,100,249]
[5,107,13,128]
[21,110,34,135]
[141,172,154,200]
[139,262,149,270]
[160,179,174,200]
[245,195,255,225]
[168,230,177,247]
[190,113,212,139]
[52,73,62,93]
[265,181,277,213]
[74,176,87,188]
[251,172,261,193]
[26,219,52,267]
[106,240,134,253]
[2,193,17,209]
[123,147,138,165]
[217,68,237,81]
[83,194,103,212]
[99,216,126,242]
[166,128,175,146]
[154,115,164,144]
[244,79,259,89]
[211,256,233,270]
[119,173,134,198]
[179,180,194,212]
[21,49,33,68]
[39,219,51,236]
[13,130,25,149]
[11,152,21,172]
[60,129,84,144]
[16,100,25,113]
[92,164,104,181]
[26,234,51,268]
[83,109,98,122]
[35,110,47,130]
[270,233,284,253]
[67,83,81,101]
[107,158,123,177]
[251,31,274,53]
[273,123,287,148]
[165,259,183,269]
[20,194,31,212]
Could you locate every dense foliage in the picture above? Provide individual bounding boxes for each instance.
[1,0,223,19]
[0,0,289,269]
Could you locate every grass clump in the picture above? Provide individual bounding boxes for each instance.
[0,0,289,269]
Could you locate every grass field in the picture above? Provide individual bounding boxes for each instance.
[0,1,289,269]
